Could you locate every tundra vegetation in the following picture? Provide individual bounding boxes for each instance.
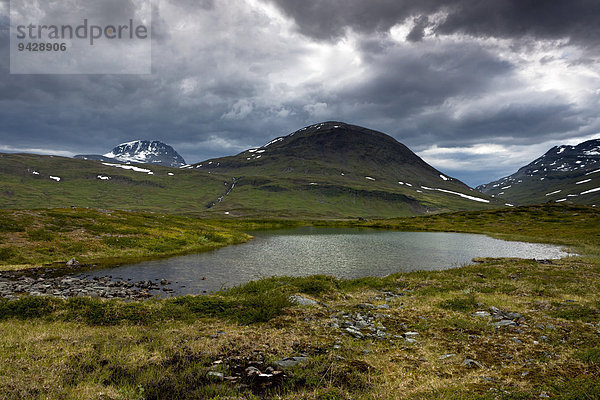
[0,204,599,399]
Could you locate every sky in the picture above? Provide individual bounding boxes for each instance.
[1,0,600,186]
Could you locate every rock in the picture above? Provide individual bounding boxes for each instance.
[376,304,390,310]
[289,295,319,306]
[274,356,309,369]
[404,331,419,338]
[358,303,375,309]
[439,354,456,360]
[66,258,80,267]
[511,337,523,344]
[245,366,261,378]
[474,311,491,318]
[345,327,364,339]
[505,312,522,320]
[404,338,417,344]
[354,320,368,329]
[207,371,224,381]
[494,319,517,328]
[463,358,482,369]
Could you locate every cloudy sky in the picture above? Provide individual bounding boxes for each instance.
[1,0,599,186]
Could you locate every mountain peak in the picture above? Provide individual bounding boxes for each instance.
[190,121,495,213]
[244,121,421,165]
[476,138,600,205]
[76,140,186,167]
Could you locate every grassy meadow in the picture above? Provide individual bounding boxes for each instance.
[0,208,250,271]
[0,204,599,399]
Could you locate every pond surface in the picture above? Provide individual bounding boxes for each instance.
[80,228,571,295]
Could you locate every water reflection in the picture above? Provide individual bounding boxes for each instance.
[80,228,570,295]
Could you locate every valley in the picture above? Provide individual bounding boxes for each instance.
[0,123,599,399]
[0,204,599,399]
[0,122,499,219]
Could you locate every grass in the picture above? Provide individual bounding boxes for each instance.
[0,203,599,398]
[0,207,250,270]
[0,152,498,219]
[0,283,293,326]
[1,257,599,399]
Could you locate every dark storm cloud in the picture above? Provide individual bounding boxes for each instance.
[343,41,513,117]
[406,15,430,43]
[260,0,440,40]
[300,37,588,148]
[266,0,600,48]
[407,103,585,148]
[1,0,599,185]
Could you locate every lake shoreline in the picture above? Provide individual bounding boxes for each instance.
[2,256,599,399]
[0,255,574,300]
[1,204,599,398]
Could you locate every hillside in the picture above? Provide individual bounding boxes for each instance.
[0,122,497,218]
[0,153,224,214]
[189,122,498,216]
[477,139,600,206]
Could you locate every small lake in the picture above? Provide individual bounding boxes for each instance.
[79,228,571,296]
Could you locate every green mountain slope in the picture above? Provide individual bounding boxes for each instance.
[0,122,497,218]
[0,153,225,214]
[188,122,498,217]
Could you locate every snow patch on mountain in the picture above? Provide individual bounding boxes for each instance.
[102,162,153,174]
[581,187,600,195]
[102,140,186,167]
[420,186,490,203]
[76,140,186,168]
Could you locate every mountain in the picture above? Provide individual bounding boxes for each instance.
[0,122,497,218]
[476,139,600,206]
[75,140,186,168]
[187,121,497,215]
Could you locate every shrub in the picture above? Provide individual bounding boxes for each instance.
[438,293,478,312]
[0,247,16,262]
[550,304,599,322]
[0,296,56,319]
[26,229,56,241]
[575,348,600,365]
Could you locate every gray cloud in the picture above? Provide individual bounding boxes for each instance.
[265,0,600,49]
[0,0,599,186]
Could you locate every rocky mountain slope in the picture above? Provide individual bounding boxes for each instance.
[75,140,186,168]
[477,139,600,206]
